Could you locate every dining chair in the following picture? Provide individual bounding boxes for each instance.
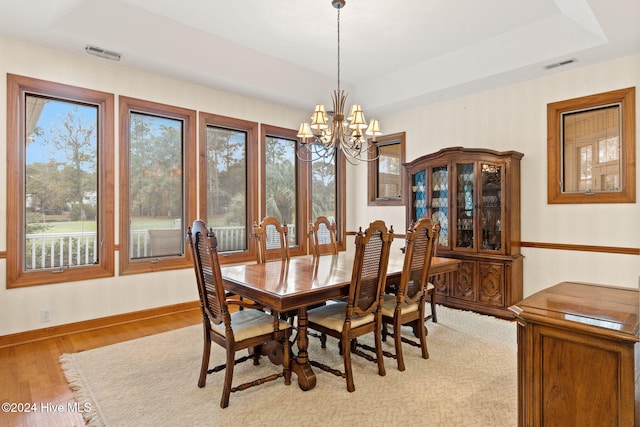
[380,216,436,371]
[307,220,394,392]
[186,219,292,408]
[253,216,300,321]
[253,216,290,263]
[309,216,338,257]
[424,222,441,323]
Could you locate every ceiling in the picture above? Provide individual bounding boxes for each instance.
[1,0,639,117]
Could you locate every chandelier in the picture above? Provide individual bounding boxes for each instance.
[297,0,381,165]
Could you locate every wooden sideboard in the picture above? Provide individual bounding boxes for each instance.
[509,282,639,426]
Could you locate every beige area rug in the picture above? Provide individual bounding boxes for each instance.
[60,306,517,427]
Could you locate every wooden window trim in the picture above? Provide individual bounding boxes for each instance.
[547,87,636,204]
[118,96,196,275]
[199,112,259,264]
[6,74,115,288]
[367,132,406,206]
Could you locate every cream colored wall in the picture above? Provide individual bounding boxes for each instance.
[0,37,306,335]
[347,53,640,298]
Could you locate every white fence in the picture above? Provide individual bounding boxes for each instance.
[25,231,99,270]
[24,225,270,269]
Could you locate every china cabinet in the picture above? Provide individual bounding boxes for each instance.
[404,147,524,318]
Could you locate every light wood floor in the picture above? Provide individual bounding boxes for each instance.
[0,309,201,427]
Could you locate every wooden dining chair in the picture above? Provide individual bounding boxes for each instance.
[424,222,441,322]
[307,220,394,392]
[380,216,436,371]
[253,216,300,321]
[186,219,292,408]
[253,216,290,263]
[308,216,338,257]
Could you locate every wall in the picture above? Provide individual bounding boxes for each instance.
[348,53,640,298]
[0,37,306,335]
[1,36,638,336]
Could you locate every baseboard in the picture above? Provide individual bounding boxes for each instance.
[0,300,200,349]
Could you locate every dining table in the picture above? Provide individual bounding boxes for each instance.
[220,251,461,390]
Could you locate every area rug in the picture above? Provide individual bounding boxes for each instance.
[60,306,517,427]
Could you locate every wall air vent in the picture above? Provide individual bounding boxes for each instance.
[85,45,121,61]
[543,58,576,70]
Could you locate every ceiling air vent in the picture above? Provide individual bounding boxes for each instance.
[543,58,576,70]
[85,45,121,61]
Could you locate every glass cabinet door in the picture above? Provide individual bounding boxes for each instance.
[429,165,449,247]
[480,162,503,251]
[411,166,449,249]
[411,170,427,221]
[455,163,475,249]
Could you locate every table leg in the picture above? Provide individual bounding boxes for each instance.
[291,306,316,391]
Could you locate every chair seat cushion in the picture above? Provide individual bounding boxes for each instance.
[380,294,420,317]
[211,309,291,342]
[307,301,375,332]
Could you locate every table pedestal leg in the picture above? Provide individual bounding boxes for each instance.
[291,306,316,391]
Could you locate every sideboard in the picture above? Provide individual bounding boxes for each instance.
[509,282,639,426]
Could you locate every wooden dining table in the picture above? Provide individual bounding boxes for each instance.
[221,252,460,390]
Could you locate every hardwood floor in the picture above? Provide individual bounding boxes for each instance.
[0,309,201,426]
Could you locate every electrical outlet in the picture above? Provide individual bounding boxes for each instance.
[40,309,52,323]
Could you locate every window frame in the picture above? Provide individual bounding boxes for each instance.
[547,87,636,204]
[367,132,406,206]
[118,96,196,275]
[199,112,259,264]
[6,74,115,288]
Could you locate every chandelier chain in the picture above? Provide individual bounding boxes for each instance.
[336,7,340,93]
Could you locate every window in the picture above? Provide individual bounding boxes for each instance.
[261,124,346,254]
[547,87,635,203]
[199,113,258,263]
[6,74,114,288]
[261,125,308,255]
[367,132,406,206]
[199,120,345,260]
[311,154,337,222]
[119,97,196,274]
